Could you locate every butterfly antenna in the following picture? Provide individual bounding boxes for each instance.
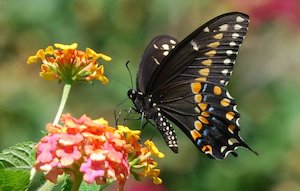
[105,74,131,89]
[126,61,134,89]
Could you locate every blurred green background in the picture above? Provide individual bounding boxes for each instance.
[1,0,300,191]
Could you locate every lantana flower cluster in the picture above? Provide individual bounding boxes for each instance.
[27,43,111,84]
[35,114,164,190]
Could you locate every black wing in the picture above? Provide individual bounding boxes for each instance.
[147,12,256,159]
[148,12,250,95]
[137,35,177,93]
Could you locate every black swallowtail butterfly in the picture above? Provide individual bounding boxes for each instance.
[127,12,256,159]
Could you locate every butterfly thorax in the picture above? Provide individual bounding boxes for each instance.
[127,89,156,118]
[127,89,179,153]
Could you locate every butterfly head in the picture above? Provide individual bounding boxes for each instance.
[127,89,138,100]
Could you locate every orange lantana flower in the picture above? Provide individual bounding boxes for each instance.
[27,43,111,84]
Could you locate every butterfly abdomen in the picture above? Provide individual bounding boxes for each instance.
[153,109,178,153]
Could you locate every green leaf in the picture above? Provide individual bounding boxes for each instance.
[61,175,72,191]
[0,169,31,191]
[0,141,36,169]
[0,142,36,190]
[79,181,102,191]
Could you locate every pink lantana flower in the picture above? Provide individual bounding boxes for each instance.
[35,114,164,190]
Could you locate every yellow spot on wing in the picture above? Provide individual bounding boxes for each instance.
[205,50,217,57]
[199,68,210,76]
[213,33,223,40]
[207,41,220,49]
[201,111,210,117]
[198,103,208,111]
[228,138,239,145]
[226,111,235,121]
[220,98,231,107]
[194,94,202,103]
[191,82,201,94]
[202,59,212,66]
[195,77,207,82]
[190,129,202,140]
[219,24,229,31]
[213,86,222,95]
[221,146,227,153]
[228,125,236,134]
[194,120,202,130]
[201,145,212,154]
[198,116,209,124]
[236,16,245,22]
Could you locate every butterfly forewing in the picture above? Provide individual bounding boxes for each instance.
[131,12,256,159]
[133,35,179,152]
[137,35,177,93]
[149,12,249,96]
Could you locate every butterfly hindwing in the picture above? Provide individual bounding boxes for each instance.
[157,81,254,158]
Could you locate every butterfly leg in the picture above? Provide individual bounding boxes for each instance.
[113,107,137,126]
[122,107,143,125]
[114,107,123,127]
[140,111,146,129]
[114,97,131,127]
[114,108,131,126]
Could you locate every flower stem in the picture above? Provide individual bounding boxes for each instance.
[53,84,72,125]
[37,174,66,191]
[72,172,83,191]
[37,180,56,191]
[99,180,113,191]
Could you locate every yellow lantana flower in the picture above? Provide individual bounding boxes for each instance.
[27,43,111,84]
